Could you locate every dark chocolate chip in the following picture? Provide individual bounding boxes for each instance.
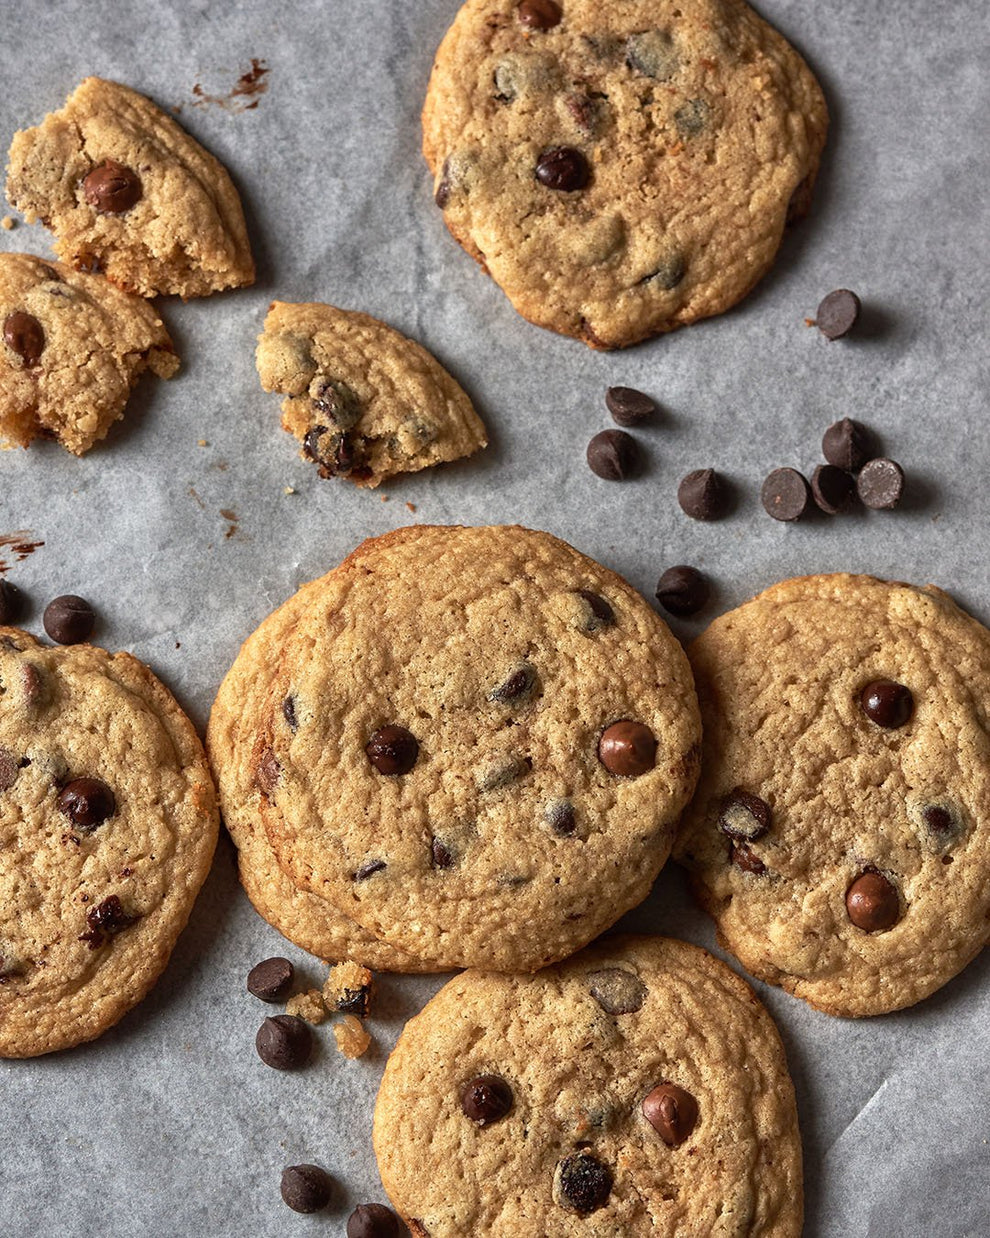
[545,799,577,836]
[535,146,590,192]
[588,967,647,1015]
[21,663,47,707]
[586,429,638,480]
[655,566,709,617]
[431,837,454,869]
[83,160,143,213]
[256,747,281,795]
[674,98,711,137]
[816,289,861,340]
[811,464,854,514]
[642,1083,699,1146]
[335,984,371,1019]
[282,695,298,730]
[490,662,538,705]
[347,1204,401,1238]
[461,1074,514,1126]
[366,726,418,775]
[718,789,771,841]
[556,1152,613,1215]
[517,0,562,29]
[730,842,766,875]
[56,777,116,831]
[354,859,387,881]
[574,589,614,630]
[311,379,360,429]
[42,595,95,645]
[605,386,656,427]
[677,468,725,521]
[921,803,962,845]
[304,425,356,479]
[626,30,678,80]
[0,747,20,792]
[280,1164,333,1214]
[846,870,900,932]
[860,680,913,729]
[247,957,294,1002]
[3,311,45,367]
[761,468,810,522]
[856,458,904,510]
[822,418,873,472]
[434,165,452,209]
[255,1014,313,1070]
[639,252,686,290]
[598,721,656,776]
[79,895,136,948]
[0,579,25,625]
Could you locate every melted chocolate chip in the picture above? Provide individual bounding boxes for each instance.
[346,1203,401,1238]
[860,680,913,728]
[255,1014,313,1070]
[626,30,678,80]
[280,1164,333,1214]
[354,859,387,881]
[56,777,116,831]
[642,1083,698,1146]
[431,837,454,869]
[43,595,95,645]
[304,426,356,479]
[461,1075,513,1126]
[588,968,647,1015]
[639,252,686,290]
[574,590,614,631]
[674,98,711,137]
[366,726,419,775]
[846,870,900,932]
[920,802,964,849]
[83,160,143,213]
[545,799,577,836]
[598,721,656,776]
[816,289,861,340]
[477,755,530,793]
[282,696,298,730]
[3,311,45,367]
[79,895,136,948]
[718,789,772,841]
[556,1152,613,1215]
[730,842,767,875]
[0,747,20,792]
[256,748,281,795]
[310,377,361,429]
[490,662,538,705]
[247,957,294,1002]
[517,0,562,29]
[535,146,590,192]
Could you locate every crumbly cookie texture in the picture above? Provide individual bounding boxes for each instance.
[255,525,701,973]
[374,935,802,1237]
[285,989,328,1025]
[422,0,827,349]
[256,301,487,488]
[0,252,177,454]
[6,77,254,298]
[0,628,218,1058]
[674,574,990,1017]
[205,574,441,974]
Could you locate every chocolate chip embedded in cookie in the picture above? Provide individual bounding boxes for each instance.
[6,77,254,297]
[255,302,487,488]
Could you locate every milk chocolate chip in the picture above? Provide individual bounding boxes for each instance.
[83,160,143,213]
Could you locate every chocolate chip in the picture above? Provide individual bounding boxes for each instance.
[626,30,678,80]
[517,0,562,29]
[587,429,638,480]
[461,1074,513,1126]
[856,458,904,510]
[79,895,136,948]
[490,662,538,705]
[282,696,298,730]
[816,289,861,340]
[588,968,647,1015]
[434,166,451,209]
[431,837,454,869]
[247,957,294,1002]
[655,566,709,617]
[605,386,656,427]
[920,802,964,849]
[860,680,913,728]
[718,789,771,841]
[642,1083,698,1146]
[280,1164,333,1213]
[347,1204,401,1238]
[677,469,725,521]
[255,1014,312,1070]
[43,595,95,645]
[545,799,577,836]
[761,468,810,522]
[846,870,900,932]
[730,842,766,875]
[0,747,20,792]
[598,721,656,777]
[0,580,25,625]
[56,777,116,831]
[3,311,45,367]
[304,426,356,479]
[366,726,419,775]
[354,859,387,881]
[811,464,854,514]
[310,377,361,430]
[535,146,590,192]
[83,160,143,213]
[639,252,686,290]
[574,590,614,631]
[256,747,281,795]
[822,418,873,472]
[555,1152,612,1215]
[674,98,711,137]
[20,663,47,707]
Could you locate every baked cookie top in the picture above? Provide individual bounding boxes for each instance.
[255,525,701,972]
[674,574,990,1017]
[256,301,488,489]
[0,629,218,1057]
[374,935,802,1237]
[6,77,254,298]
[0,251,177,454]
[422,0,827,349]
[206,577,439,973]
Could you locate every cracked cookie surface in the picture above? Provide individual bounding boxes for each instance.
[422,0,827,348]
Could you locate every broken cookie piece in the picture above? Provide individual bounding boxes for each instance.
[285,988,328,1026]
[255,301,487,489]
[6,77,254,298]
[0,251,177,454]
[323,960,373,1018]
[333,1014,372,1060]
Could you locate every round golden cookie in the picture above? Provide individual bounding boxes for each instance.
[254,525,701,972]
[373,935,802,1236]
[0,629,218,1057]
[674,574,990,1017]
[422,0,828,349]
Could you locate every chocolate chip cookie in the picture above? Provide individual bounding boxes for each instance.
[0,251,177,453]
[422,0,828,348]
[675,574,990,1017]
[6,77,254,297]
[373,935,802,1236]
[255,525,701,972]
[0,629,218,1057]
[256,302,487,488]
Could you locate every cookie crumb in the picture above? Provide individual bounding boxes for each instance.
[197,439,209,447]
[286,989,328,1025]
[283,486,296,496]
[381,494,390,502]
[1,216,15,231]
[405,502,417,513]
[333,1014,372,1059]
[323,961,373,1018]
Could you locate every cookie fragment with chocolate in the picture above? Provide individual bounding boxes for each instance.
[323,960,374,1018]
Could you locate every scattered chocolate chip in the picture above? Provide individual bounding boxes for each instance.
[655,566,709,617]
[860,680,913,729]
[816,289,861,340]
[43,595,95,645]
[256,747,281,795]
[822,418,873,472]
[247,957,294,1002]
[461,1074,514,1126]
[280,1164,333,1214]
[574,590,614,631]
[490,662,538,705]
[639,252,686,290]
[856,458,905,510]
[79,895,136,948]
[255,1014,313,1070]
[3,311,45,367]
[674,97,711,137]
[545,799,577,836]
[598,720,656,777]
[56,777,116,831]
[642,1083,699,1146]
[761,468,810,522]
[587,429,638,480]
[846,870,900,932]
[366,725,419,775]
[347,1204,400,1238]
[354,859,387,881]
[556,1152,613,1215]
[282,696,298,730]
[0,747,20,792]
[718,789,772,841]
[431,837,454,869]
[730,842,767,875]
[535,146,590,192]
[626,30,678,80]
[811,464,855,514]
[0,579,25,625]
[517,0,562,29]
[677,468,725,521]
[83,160,142,213]
[588,968,647,1015]
[605,386,656,427]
